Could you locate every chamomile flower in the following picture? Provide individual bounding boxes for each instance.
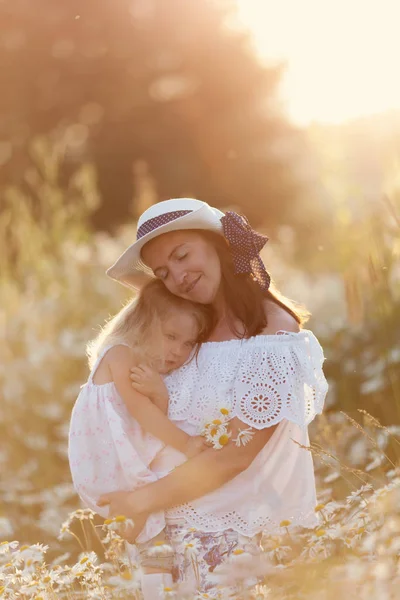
[108,570,141,591]
[219,407,231,421]
[202,418,222,432]
[76,551,98,569]
[0,541,19,555]
[233,427,255,447]
[201,408,231,436]
[204,423,228,444]
[147,542,174,556]
[102,515,134,534]
[159,583,177,598]
[182,538,202,557]
[346,484,373,504]
[212,429,232,449]
[13,543,48,567]
[250,584,271,599]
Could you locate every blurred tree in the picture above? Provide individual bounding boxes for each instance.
[0,0,309,232]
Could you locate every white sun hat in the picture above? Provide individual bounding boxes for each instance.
[106,198,225,288]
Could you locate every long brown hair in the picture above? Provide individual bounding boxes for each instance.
[87,279,215,369]
[198,230,310,338]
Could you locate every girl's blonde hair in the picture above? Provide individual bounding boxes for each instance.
[87,278,215,369]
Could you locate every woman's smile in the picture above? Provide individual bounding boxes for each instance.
[184,275,202,294]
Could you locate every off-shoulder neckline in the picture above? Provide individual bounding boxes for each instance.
[200,328,313,349]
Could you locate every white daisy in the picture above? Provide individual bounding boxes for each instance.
[159,583,177,598]
[147,543,174,556]
[107,570,141,591]
[13,543,48,567]
[182,538,202,558]
[212,429,232,450]
[218,407,231,422]
[204,423,228,444]
[233,427,255,447]
[202,418,224,434]
[0,541,19,555]
[346,484,373,504]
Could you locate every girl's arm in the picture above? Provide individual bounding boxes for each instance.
[99,417,279,517]
[108,345,191,455]
[130,364,169,414]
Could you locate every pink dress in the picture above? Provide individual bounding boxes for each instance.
[68,343,186,544]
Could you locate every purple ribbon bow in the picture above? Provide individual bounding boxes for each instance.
[220,211,271,291]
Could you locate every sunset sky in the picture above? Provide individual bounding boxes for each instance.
[236,0,400,125]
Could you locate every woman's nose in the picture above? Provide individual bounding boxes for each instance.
[170,265,187,288]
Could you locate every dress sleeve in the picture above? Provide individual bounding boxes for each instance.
[68,387,164,517]
[231,331,328,429]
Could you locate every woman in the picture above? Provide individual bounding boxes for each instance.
[99,198,328,595]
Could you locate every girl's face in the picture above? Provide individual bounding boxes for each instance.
[141,230,222,305]
[156,311,199,374]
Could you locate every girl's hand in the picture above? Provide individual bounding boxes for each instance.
[130,364,169,405]
[185,435,210,458]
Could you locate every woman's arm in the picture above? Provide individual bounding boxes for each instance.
[99,417,279,517]
[99,310,296,518]
[108,346,190,454]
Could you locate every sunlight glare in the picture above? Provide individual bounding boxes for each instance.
[236,0,400,124]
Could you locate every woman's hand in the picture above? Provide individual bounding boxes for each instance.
[98,490,149,543]
[185,435,210,458]
[121,513,149,544]
[130,364,169,406]
[98,490,146,520]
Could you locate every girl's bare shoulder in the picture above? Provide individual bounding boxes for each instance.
[104,344,139,366]
[98,345,145,383]
[92,345,134,385]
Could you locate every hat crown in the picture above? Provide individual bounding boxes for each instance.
[137,198,206,229]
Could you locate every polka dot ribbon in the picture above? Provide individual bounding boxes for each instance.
[137,210,192,240]
[221,211,271,291]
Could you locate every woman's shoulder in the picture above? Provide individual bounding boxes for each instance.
[261,299,300,335]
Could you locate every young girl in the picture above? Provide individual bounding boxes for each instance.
[68,278,215,596]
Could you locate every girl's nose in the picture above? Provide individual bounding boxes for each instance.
[171,343,183,359]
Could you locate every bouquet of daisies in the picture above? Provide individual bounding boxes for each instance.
[200,408,255,449]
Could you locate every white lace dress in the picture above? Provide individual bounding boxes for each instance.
[155,329,328,592]
[156,329,328,535]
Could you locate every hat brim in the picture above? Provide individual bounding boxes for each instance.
[106,204,224,288]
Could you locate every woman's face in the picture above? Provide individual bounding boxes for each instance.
[141,230,222,305]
